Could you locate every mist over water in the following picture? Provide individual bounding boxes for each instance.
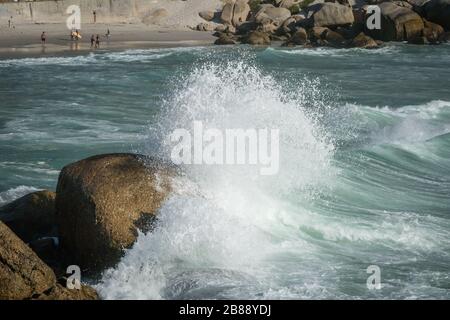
[1,45,449,299]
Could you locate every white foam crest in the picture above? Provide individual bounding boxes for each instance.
[344,100,450,145]
[0,185,40,206]
[0,53,97,67]
[269,45,400,57]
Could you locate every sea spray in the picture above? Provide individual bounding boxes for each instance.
[97,59,336,299]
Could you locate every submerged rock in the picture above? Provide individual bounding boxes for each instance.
[56,153,175,272]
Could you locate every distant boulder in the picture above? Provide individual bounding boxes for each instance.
[233,0,251,26]
[197,22,215,31]
[310,3,355,27]
[199,10,216,21]
[215,33,238,44]
[243,31,272,45]
[349,32,378,48]
[290,28,309,44]
[423,0,450,30]
[255,6,292,25]
[221,0,236,25]
[367,2,424,41]
[423,19,445,42]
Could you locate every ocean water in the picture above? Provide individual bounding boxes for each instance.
[1,44,449,299]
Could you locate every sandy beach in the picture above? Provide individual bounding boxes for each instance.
[0,22,216,58]
[0,0,223,58]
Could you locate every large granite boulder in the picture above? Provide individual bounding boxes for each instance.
[55,153,175,272]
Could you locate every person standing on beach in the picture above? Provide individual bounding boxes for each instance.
[95,34,100,48]
[8,16,14,29]
[91,34,95,48]
[93,10,97,24]
[41,32,46,45]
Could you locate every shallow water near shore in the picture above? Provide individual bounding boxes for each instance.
[1,44,450,299]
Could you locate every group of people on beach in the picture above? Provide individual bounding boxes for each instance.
[39,29,110,49]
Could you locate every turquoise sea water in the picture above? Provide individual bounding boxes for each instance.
[1,44,449,299]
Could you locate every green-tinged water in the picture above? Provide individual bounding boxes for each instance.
[1,44,449,299]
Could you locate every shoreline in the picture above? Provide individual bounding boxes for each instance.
[0,23,216,59]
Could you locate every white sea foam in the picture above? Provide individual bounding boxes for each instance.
[268,44,401,58]
[349,100,450,145]
[0,185,40,206]
[97,59,335,299]
[96,59,448,300]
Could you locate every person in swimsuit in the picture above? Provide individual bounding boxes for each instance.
[95,34,100,48]
[41,32,46,45]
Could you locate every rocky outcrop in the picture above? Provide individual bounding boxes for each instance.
[0,220,98,300]
[368,2,424,41]
[0,190,56,243]
[0,221,55,299]
[55,153,175,272]
[36,281,98,300]
[311,3,355,27]
[211,0,447,47]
